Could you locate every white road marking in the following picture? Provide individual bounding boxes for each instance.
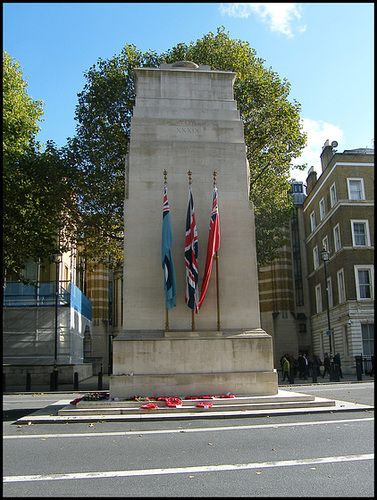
[4,417,373,440]
[4,454,373,483]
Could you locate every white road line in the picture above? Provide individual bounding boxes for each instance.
[4,417,373,440]
[3,454,373,483]
[295,387,372,392]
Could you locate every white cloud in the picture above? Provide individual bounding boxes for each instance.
[219,3,306,38]
[290,118,344,183]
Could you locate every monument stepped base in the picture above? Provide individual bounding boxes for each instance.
[18,391,373,424]
[57,391,336,420]
[110,329,278,399]
[109,371,278,400]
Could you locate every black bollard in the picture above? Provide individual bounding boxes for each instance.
[3,373,6,392]
[74,372,79,391]
[50,370,59,391]
[98,371,103,390]
[26,373,31,391]
[312,370,317,383]
[355,356,363,381]
[333,364,340,382]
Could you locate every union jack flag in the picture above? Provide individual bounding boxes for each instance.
[198,185,220,310]
[185,186,199,313]
[161,185,177,309]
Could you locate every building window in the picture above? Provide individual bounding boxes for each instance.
[299,323,307,333]
[322,236,329,252]
[337,269,346,304]
[319,198,325,221]
[310,211,316,232]
[293,183,303,193]
[351,220,370,247]
[361,324,374,356]
[347,178,365,200]
[313,245,319,270]
[315,284,322,313]
[295,281,304,306]
[333,224,341,252]
[355,265,374,300]
[330,182,337,208]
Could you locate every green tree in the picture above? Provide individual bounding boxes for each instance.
[65,45,162,266]
[3,51,75,278]
[3,50,44,159]
[66,28,307,267]
[164,27,307,264]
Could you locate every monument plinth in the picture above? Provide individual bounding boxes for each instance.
[110,62,278,398]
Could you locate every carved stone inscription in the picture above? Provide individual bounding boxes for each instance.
[175,120,201,134]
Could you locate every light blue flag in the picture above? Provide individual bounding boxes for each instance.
[162,185,177,309]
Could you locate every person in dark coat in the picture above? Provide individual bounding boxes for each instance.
[333,352,343,378]
[297,353,305,379]
[303,353,309,379]
[313,355,322,377]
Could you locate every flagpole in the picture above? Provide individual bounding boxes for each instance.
[215,251,221,331]
[213,171,221,331]
[187,170,195,332]
[163,169,169,332]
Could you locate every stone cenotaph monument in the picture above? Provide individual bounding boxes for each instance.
[110,61,278,398]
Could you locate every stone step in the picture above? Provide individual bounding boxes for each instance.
[75,393,315,409]
[58,393,335,416]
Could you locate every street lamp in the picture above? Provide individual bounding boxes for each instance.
[320,247,335,381]
[52,251,62,390]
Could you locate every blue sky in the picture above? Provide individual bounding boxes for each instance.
[3,2,374,184]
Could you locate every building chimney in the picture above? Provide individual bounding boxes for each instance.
[305,166,317,195]
[320,139,335,172]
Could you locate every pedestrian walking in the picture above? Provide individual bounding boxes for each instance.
[303,353,309,379]
[282,357,290,381]
[313,355,322,377]
[333,352,343,378]
[297,353,305,379]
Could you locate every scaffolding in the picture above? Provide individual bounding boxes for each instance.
[3,281,91,365]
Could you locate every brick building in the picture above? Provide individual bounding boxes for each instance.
[304,141,374,374]
[259,141,374,374]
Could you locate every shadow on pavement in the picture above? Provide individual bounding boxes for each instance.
[3,408,39,422]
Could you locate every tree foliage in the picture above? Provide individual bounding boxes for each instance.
[3,50,44,159]
[69,28,306,267]
[64,45,163,265]
[3,51,75,278]
[164,27,307,264]
[4,28,307,276]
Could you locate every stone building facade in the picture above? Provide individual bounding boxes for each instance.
[259,142,374,374]
[304,142,374,374]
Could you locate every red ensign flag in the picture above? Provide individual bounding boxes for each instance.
[198,185,220,310]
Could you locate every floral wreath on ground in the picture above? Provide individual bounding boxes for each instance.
[70,392,109,405]
[70,392,235,408]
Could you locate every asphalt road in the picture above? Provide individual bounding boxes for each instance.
[3,382,374,497]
